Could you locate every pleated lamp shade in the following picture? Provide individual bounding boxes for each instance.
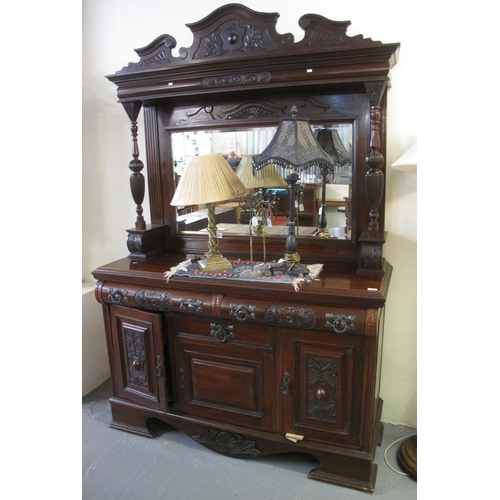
[171,153,247,206]
[236,155,288,189]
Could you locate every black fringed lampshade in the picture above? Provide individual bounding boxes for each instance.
[252,106,334,173]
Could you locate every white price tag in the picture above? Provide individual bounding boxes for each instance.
[299,203,304,211]
[252,216,259,226]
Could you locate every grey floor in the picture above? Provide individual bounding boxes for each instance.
[83,380,416,499]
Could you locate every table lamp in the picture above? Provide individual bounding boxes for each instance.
[314,128,352,238]
[236,154,287,235]
[252,106,334,274]
[171,153,247,271]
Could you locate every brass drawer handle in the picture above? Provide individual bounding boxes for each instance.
[210,324,234,343]
[325,314,356,334]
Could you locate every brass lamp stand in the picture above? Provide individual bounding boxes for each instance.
[170,153,247,272]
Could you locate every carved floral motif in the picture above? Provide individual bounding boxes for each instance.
[124,327,148,389]
[307,355,337,422]
[193,428,261,456]
[265,305,315,329]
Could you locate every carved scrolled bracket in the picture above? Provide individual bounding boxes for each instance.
[364,81,387,107]
[210,324,234,343]
[176,105,219,126]
[193,428,261,457]
[180,297,203,313]
[229,304,256,322]
[108,287,128,304]
[325,314,356,334]
[134,290,172,311]
[358,232,386,275]
[264,305,315,329]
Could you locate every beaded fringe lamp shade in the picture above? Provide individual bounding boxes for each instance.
[252,106,334,271]
[171,153,247,271]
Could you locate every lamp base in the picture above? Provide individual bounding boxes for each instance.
[315,227,329,239]
[397,435,417,479]
[197,253,233,272]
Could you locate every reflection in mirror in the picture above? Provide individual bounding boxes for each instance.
[172,124,352,239]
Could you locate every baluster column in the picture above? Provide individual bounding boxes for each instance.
[122,101,146,230]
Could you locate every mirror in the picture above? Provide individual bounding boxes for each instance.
[172,123,353,239]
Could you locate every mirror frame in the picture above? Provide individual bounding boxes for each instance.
[106,4,399,272]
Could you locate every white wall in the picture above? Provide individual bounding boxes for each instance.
[82,0,417,425]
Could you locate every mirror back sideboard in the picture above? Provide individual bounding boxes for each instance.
[94,5,400,493]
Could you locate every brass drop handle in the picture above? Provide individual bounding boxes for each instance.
[210,323,234,343]
[281,372,291,395]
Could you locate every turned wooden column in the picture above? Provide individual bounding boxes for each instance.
[122,101,168,261]
[122,101,146,230]
[358,82,388,275]
[366,104,384,232]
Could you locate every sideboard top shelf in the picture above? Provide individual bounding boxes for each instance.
[93,253,392,308]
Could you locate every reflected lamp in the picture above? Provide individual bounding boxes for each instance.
[252,106,334,274]
[236,155,287,235]
[171,153,247,271]
[314,128,352,238]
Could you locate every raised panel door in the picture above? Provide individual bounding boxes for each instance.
[171,316,275,432]
[109,305,168,411]
[282,329,365,448]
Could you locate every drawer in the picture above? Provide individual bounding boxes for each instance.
[174,315,273,348]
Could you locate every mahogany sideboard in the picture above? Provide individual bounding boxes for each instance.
[94,254,391,492]
[93,4,399,492]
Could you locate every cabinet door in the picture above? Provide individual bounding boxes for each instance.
[108,305,168,411]
[172,316,275,432]
[282,330,365,447]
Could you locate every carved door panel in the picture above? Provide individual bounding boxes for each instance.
[282,330,365,447]
[109,305,168,411]
[172,316,275,432]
